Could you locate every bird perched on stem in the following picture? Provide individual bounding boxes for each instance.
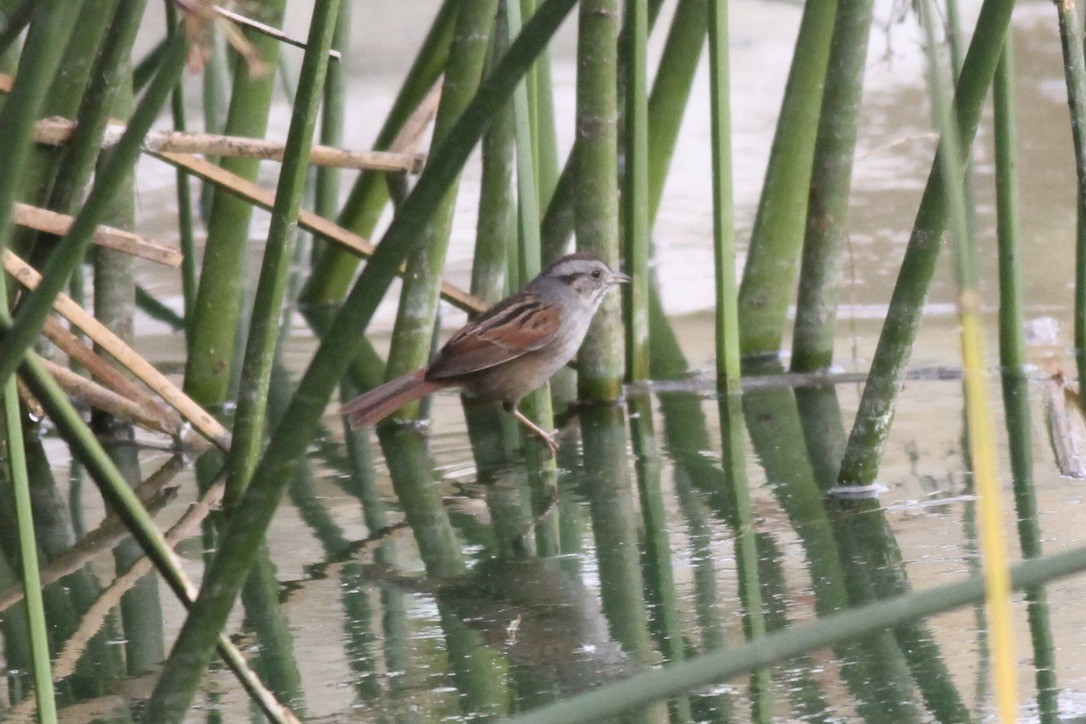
[341,252,629,452]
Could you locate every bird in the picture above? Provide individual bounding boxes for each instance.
[340,251,629,452]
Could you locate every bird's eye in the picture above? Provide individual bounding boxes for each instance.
[591,269,602,279]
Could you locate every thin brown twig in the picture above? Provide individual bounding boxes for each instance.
[212,4,342,61]
[14,202,182,267]
[38,358,183,436]
[41,316,182,431]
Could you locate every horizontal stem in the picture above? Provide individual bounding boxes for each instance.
[26,111,423,172]
[13,201,181,266]
[153,150,489,314]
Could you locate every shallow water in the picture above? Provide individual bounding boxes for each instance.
[6,0,1086,721]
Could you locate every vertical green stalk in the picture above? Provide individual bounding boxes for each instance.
[41,0,140,224]
[737,0,837,358]
[94,26,167,674]
[506,0,557,461]
[580,405,658,709]
[838,0,1015,488]
[0,28,188,393]
[1056,0,1086,393]
[382,0,499,421]
[0,0,82,252]
[4,315,55,720]
[164,0,196,330]
[472,13,514,304]
[623,0,649,381]
[314,0,349,224]
[575,0,624,399]
[183,0,286,405]
[224,0,342,507]
[995,34,1058,723]
[521,0,560,207]
[919,3,1016,717]
[791,0,875,371]
[301,0,458,305]
[199,25,228,217]
[707,0,738,388]
[627,392,691,722]
[19,0,112,239]
[543,0,703,260]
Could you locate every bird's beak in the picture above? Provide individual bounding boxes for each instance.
[611,271,631,284]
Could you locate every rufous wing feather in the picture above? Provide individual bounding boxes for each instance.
[339,369,443,428]
[427,293,559,379]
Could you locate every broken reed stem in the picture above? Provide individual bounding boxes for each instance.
[14,201,181,266]
[211,4,342,60]
[29,113,423,172]
[153,150,488,315]
[41,315,179,426]
[3,249,232,449]
[37,357,181,436]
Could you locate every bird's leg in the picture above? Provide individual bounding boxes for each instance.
[506,403,559,454]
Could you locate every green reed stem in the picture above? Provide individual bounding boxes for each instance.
[627,392,691,723]
[737,0,837,358]
[4,305,56,721]
[45,0,147,224]
[994,36,1058,720]
[580,406,657,665]
[164,1,196,329]
[837,0,1014,488]
[575,0,624,400]
[623,0,649,381]
[707,0,738,388]
[314,0,350,226]
[144,2,577,717]
[0,0,32,57]
[0,29,186,394]
[1055,0,1086,393]
[790,0,875,372]
[0,0,81,253]
[473,11,515,304]
[919,3,1017,716]
[20,1,116,229]
[301,0,458,305]
[506,0,558,459]
[510,542,1086,724]
[382,0,498,422]
[183,0,286,405]
[521,0,560,208]
[224,0,342,508]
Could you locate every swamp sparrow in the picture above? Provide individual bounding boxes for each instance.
[340,251,629,452]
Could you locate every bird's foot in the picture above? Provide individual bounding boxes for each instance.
[511,408,560,455]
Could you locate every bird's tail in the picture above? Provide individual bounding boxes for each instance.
[339,369,442,428]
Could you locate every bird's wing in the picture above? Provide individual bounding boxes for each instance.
[426,291,559,379]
